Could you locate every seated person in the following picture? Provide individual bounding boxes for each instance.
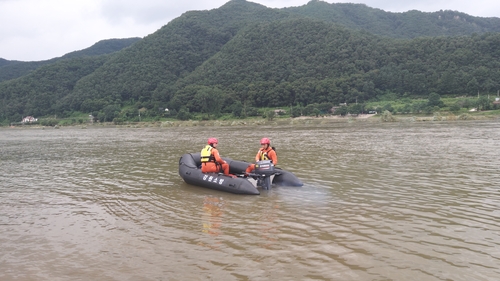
[201,138,230,175]
[245,137,277,176]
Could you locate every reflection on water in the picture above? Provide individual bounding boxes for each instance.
[256,202,280,250]
[1,121,500,280]
[202,196,224,237]
[198,196,225,251]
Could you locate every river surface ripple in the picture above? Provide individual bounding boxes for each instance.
[1,121,499,281]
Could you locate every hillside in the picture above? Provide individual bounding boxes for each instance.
[0,38,141,83]
[174,18,500,109]
[0,56,110,121]
[56,0,289,114]
[1,0,499,124]
[285,1,500,38]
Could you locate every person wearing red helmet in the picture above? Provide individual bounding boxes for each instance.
[245,137,278,175]
[201,138,230,175]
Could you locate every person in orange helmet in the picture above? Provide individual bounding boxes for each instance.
[201,138,230,175]
[245,137,277,176]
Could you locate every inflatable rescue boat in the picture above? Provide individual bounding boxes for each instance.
[178,152,303,195]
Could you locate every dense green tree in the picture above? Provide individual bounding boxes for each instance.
[450,102,461,112]
[334,105,348,116]
[194,87,224,119]
[382,103,395,113]
[176,108,191,120]
[465,78,479,96]
[476,96,492,111]
[427,93,444,108]
[347,103,364,114]
[101,105,121,122]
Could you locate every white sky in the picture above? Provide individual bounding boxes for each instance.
[1,0,499,61]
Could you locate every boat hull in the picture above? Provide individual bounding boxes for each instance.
[179,153,259,195]
[178,153,303,195]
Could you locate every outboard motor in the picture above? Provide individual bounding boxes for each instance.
[252,160,275,190]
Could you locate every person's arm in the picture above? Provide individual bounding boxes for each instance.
[270,150,278,165]
[213,148,226,164]
[254,150,260,162]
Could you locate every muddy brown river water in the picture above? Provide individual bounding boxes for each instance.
[1,120,499,280]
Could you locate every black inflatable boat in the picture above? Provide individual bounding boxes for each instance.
[178,153,303,195]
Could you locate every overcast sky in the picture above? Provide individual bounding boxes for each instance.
[1,0,499,61]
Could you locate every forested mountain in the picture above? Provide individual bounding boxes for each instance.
[0,58,20,68]
[0,56,109,120]
[38,0,289,115]
[0,38,140,83]
[173,18,499,109]
[1,0,499,124]
[285,0,500,38]
[59,38,142,59]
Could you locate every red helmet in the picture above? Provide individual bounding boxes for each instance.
[207,138,218,145]
[260,137,270,145]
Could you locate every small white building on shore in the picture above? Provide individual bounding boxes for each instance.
[21,116,38,123]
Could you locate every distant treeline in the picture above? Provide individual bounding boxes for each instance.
[1,0,499,124]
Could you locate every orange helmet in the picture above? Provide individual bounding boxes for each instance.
[208,138,218,145]
[260,137,270,145]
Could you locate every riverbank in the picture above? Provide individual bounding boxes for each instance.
[4,111,499,129]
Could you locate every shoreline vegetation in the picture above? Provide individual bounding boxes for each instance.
[5,94,500,129]
[5,110,500,129]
